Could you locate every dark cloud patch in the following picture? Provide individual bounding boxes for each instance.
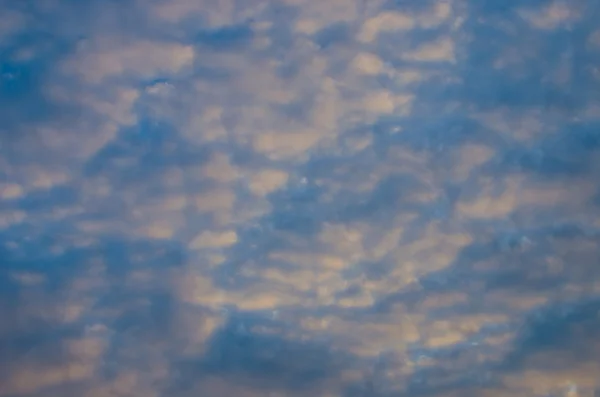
[392,116,489,152]
[313,22,353,49]
[194,23,255,51]
[439,227,600,299]
[172,312,347,394]
[483,121,600,182]
[493,146,587,177]
[13,185,80,219]
[335,172,430,223]
[82,121,208,181]
[503,298,600,371]
[0,45,78,162]
[457,2,596,113]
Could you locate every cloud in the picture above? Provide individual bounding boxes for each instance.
[189,230,238,249]
[0,183,24,199]
[2,0,600,396]
[351,52,385,75]
[518,2,579,30]
[403,38,456,62]
[357,11,416,43]
[63,39,195,83]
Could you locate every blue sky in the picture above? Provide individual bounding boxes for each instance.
[1,0,600,396]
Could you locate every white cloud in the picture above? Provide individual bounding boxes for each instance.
[363,90,414,114]
[64,39,195,83]
[194,189,236,213]
[200,153,241,183]
[81,87,140,126]
[0,183,23,199]
[450,144,495,181]
[150,0,221,23]
[253,129,322,160]
[417,1,452,28]
[140,222,176,239]
[456,178,520,219]
[403,38,455,62]
[358,11,416,43]
[457,176,597,220]
[518,2,578,30]
[248,169,289,196]
[589,30,600,49]
[291,0,359,35]
[189,230,238,249]
[351,52,385,75]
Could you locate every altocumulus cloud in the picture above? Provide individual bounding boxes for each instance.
[1,0,600,396]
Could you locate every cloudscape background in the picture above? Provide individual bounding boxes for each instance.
[1,0,600,396]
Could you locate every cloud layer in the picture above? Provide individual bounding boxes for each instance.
[1,0,600,396]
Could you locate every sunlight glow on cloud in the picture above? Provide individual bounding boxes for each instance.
[1,0,600,396]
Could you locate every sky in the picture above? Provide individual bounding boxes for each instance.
[1,0,600,396]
